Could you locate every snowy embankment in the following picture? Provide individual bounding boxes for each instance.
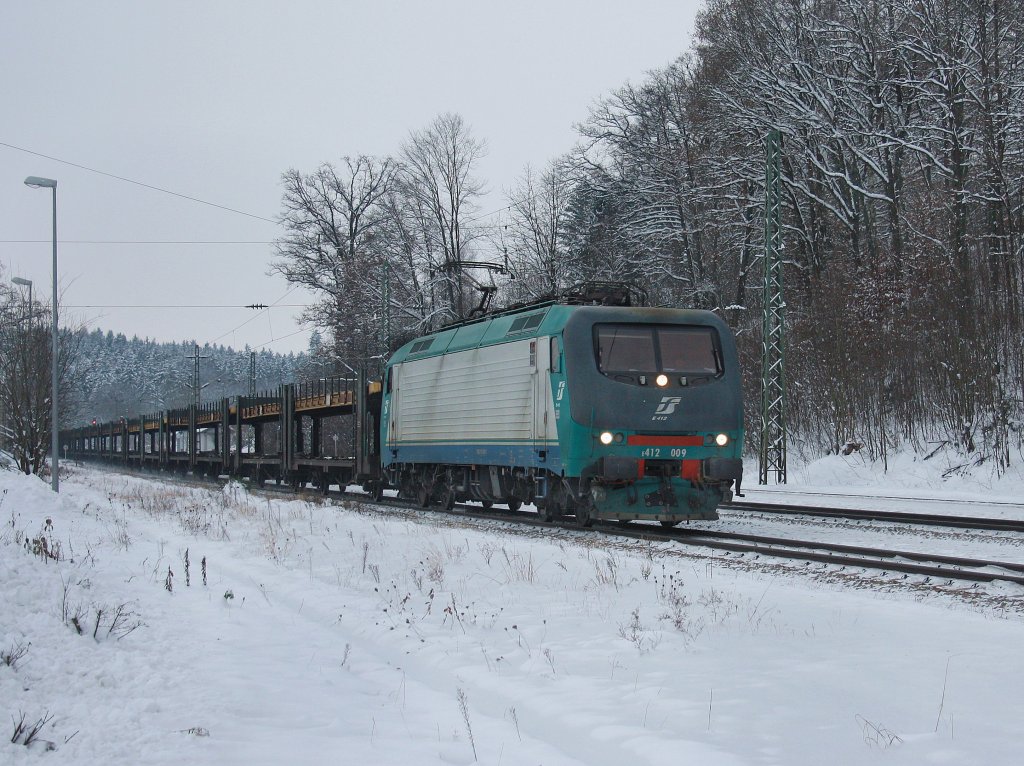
[746,451,1024,519]
[2,458,1024,765]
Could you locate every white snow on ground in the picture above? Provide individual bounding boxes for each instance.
[3,455,1024,765]
[745,451,1024,518]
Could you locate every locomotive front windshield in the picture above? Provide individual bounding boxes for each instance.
[595,324,720,377]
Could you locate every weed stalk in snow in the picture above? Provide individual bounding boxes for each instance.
[1,640,29,669]
[26,517,61,562]
[935,657,952,732]
[856,715,903,748]
[457,688,477,762]
[10,710,55,749]
[506,706,521,742]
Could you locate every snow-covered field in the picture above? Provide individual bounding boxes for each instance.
[3,454,1024,765]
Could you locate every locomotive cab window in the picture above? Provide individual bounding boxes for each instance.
[595,324,721,381]
[657,327,719,374]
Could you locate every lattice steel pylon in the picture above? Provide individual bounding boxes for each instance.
[186,343,209,410]
[759,129,787,484]
[381,258,391,356]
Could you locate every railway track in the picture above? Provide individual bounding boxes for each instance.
[723,499,1024,533]
[433,502,1024,588]
[743,488,1024,509]
[80,462,1024,589]
[649,527,1024,586]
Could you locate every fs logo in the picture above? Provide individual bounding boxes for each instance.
[652,396,682,421]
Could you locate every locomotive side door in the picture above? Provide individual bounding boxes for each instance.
[532,337,551,462]
[384,364,398,460]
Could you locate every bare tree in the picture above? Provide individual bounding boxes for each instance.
[0,277,78,476]
[500,159,577,302]
[272,155,396,363]
[399,113,487,321]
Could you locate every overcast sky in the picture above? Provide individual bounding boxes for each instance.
[2,1,701,355]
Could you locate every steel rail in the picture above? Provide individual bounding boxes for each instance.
[748,488,1024,509]
[654,528,1024,585]
[723,500,1024,533]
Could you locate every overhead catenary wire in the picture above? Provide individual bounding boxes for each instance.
[1,140,314,352]
[0,140,278,224]
[251,324,314,352]
[1,240,273,245]
[207,284,303,347]
[65,304,307,309]
[1,141,525,229]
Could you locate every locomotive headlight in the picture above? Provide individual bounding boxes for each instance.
[599,431,614,445]
[655,374,669,387]
[715,433,730,447]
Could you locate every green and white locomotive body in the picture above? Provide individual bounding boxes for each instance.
[381,301,743,525]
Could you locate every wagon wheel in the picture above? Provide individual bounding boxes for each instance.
[660,520,680,528]
[369,481,385,502]
[506,498,522,512]
[481,500,493,510]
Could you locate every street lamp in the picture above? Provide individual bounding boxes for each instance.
[23,175,59,493]
[11,277,32,324]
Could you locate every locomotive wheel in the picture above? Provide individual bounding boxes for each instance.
[398,476,414,501]
[369,481,384,502]
[416,482,431,508]
[441,486,456,510]
[575,500,594,528]
[506,498,522,512]
[481,500,493,510]
[539,503,555,522]
[660,520,680,528]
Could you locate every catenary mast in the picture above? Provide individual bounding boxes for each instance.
[759,129,787,484]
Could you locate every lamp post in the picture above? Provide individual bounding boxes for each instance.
[11,277,32,325]
[23,176,59,493]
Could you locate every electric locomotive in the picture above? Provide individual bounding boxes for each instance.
[380,286,743,526]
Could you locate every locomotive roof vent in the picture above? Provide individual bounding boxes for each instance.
[506,313,544,336]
